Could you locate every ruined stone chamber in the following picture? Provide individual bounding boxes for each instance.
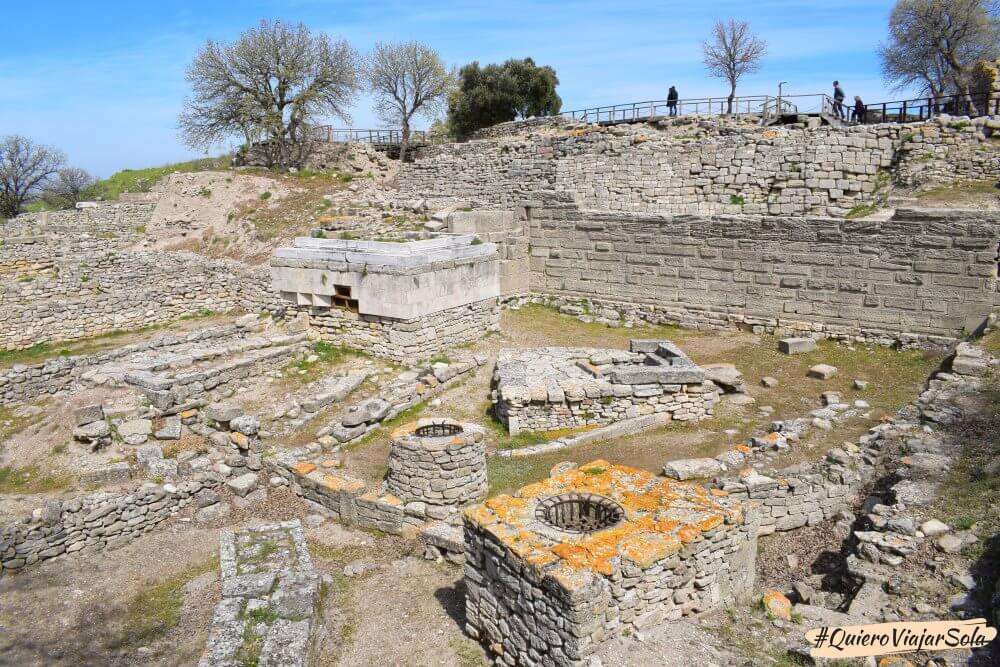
[270,235,501,361]
[387,418,488,506]
[463,461,758,666]
[492,339,717,434]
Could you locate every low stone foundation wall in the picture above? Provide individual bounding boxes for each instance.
[291,297,500,361]
[0,324,245,406]
[493,340,717,434]
[125,332,310,412]
[0,474,222,576]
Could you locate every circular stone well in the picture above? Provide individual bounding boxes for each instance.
[387,418,487,506]
[536,492,625,534]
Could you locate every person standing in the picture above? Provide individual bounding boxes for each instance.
[852,95,866,123]
[832,81,846,120]
[667,86,679,116]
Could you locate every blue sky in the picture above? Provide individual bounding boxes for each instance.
[2,1,904,177]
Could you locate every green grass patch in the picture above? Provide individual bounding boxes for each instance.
[89,157,229,200]
[928,379,1000,559]
[259,191,272,201]
[915,179,999,205]
[113,558,217,649]
[729,194,745,206]
[845,203,877,219]
[449,636,487,666]
[0,464,73,494]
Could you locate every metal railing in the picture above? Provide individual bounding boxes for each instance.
[310,91,999,146]
[560,95,780,123]
[558,90,999,126]
[826,91,1000,125]
[311,127,445,146]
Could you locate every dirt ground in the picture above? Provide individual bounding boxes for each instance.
[141,171,291,256]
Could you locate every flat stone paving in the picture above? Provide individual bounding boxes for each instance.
[199,520,323,667]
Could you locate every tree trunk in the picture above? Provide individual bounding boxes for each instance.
[399,119,411,164]
[727,83,736,115]
[943,54,979,117]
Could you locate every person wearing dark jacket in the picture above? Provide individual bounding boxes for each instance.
[832,81,846,119]
[852,95,866,123]
[667,86,678,116]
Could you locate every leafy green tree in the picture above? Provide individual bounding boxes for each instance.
[447,58,561,138]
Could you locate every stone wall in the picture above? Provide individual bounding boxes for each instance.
[526,202,1000,342]
[290,297,500,361]
[401,116,1000,217]
[446,211,530,296]
[462,462,759,666]
[3,202,153,237]
[0,474,221,576]
[1,203,285,351]
[0,251,280,350]
[493,342,718,434]
[0,325,242,406]
[386,419,487,506]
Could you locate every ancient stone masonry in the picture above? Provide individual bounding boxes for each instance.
[266,355,487,540]
[463,461,758,666]
[493,339,717,434]
[0,474,222,576]
[124,331,310,413]
[271,235,501,361]
[4,202,154,238]
[200,521,324,667]
[386,418,488,507]
[446,210,530,297]
[401,116,1000,216]
[1,204,284,350]
[0,323,244,406]
[526,202,1000,342]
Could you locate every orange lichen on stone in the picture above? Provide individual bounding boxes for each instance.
[762,589,792,621]
[377,493,403,506]
[293,462,317,476]
[464,504,496,527]
[698,513,724,531]
[620,532,681,567]
[735,444,752,454]
[484,495,529,523]
[321,474,365,493]
[464,460,745,582]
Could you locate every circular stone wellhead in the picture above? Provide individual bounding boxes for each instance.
[535,493,625,534]
[386,418,487,506]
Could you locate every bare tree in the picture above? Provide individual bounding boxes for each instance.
[880,0,999,113]
[702,19,767,114]
[0,135,66,218]
[365,41,454,163]
[179,20,360,168]
[42,167,96,209]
